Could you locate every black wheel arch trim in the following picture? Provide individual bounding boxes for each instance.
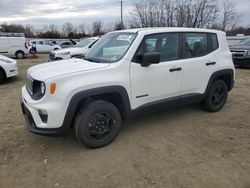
[60,85,131,136]
[205,69,234,95]
[0,66,7,78]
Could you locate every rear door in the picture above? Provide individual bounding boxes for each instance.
[181,32,219,95]
[130,32,183,109]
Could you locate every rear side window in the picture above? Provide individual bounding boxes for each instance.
[134,33,179,63]
[184,33,209,58]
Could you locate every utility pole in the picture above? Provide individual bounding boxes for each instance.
[120,0,124,29]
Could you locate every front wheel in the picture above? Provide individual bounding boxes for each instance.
[203,80,228,112]
[74,100,122,148]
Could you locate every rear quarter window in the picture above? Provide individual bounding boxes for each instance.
[210,33,219,51]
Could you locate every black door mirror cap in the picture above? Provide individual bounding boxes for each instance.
[141,52,160,67]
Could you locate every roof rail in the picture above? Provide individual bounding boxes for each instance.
[0,32,25,37]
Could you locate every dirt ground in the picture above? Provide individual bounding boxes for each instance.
[0,54,250,188]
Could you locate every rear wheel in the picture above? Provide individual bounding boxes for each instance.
[74,100,122,148]
[203,80,228,112]
[16,51,25,59]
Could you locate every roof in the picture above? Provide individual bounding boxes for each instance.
[112,27,224,34]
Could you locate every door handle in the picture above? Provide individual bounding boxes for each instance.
[169,67,182,72]
[206,62,216,66]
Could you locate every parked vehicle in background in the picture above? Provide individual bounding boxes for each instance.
[49,37,99,61]
[0,37,29,59]
[29,40,61,53]
[227,35,250,47]
[59,40,77,48]
[0,55,18,84]
[230,38,250,67]
[21,28,235,148]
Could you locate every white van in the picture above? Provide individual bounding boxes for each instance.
[0,37,29,59]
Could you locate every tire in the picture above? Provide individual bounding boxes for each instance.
[203,80,228,112]
[16,51,24,59]
[74,100,122,148]
[0,70,5,84]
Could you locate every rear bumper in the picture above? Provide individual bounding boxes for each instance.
[20,99,68,137]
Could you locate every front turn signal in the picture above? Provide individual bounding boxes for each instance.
[50,83,56,94]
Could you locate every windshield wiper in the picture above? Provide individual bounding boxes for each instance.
[84,58,99,63]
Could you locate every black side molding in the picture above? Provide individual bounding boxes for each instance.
[205,69,234,94]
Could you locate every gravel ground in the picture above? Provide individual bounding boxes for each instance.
[0,55,250,188]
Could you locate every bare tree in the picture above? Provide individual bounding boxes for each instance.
[129,0,219,29]
[129,0,167,27]
[92,20,104,36]
[78,23,86,34]
[113,21,124,31]
[39,24,61,38]
[62,22,75,37]
[174,0,218,28]
[221,0,239,31]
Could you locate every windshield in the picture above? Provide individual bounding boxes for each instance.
[238,38,250,46]
[85,32,137,63]
[75,38,96,47]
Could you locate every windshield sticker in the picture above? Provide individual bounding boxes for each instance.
[117,35,133,42]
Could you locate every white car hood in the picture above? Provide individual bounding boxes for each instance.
[53,47,88,56]
[0,55,16,63]
[28,59,109,81]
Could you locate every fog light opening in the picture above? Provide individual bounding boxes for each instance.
[38,110,48,123]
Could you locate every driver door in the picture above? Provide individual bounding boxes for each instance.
[130,32,183,109]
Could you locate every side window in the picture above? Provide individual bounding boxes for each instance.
[134,33,179,63]
[184,33,208,58]
[210,33,219,51]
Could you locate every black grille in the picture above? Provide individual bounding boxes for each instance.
[49,52,55,59]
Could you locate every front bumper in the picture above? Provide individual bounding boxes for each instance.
[5,62,18,78]
[20,98,68,136]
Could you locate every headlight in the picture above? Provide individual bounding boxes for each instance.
[33,80,46,100]
[0,58,13,64]
[40,82,46,95]
[59,51,70,55]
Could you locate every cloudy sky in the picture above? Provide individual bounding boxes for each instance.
[0,0,249,30]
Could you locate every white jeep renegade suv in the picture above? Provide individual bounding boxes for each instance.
[21,28,235,148]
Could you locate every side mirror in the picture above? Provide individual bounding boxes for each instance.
[141,52,160,67]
